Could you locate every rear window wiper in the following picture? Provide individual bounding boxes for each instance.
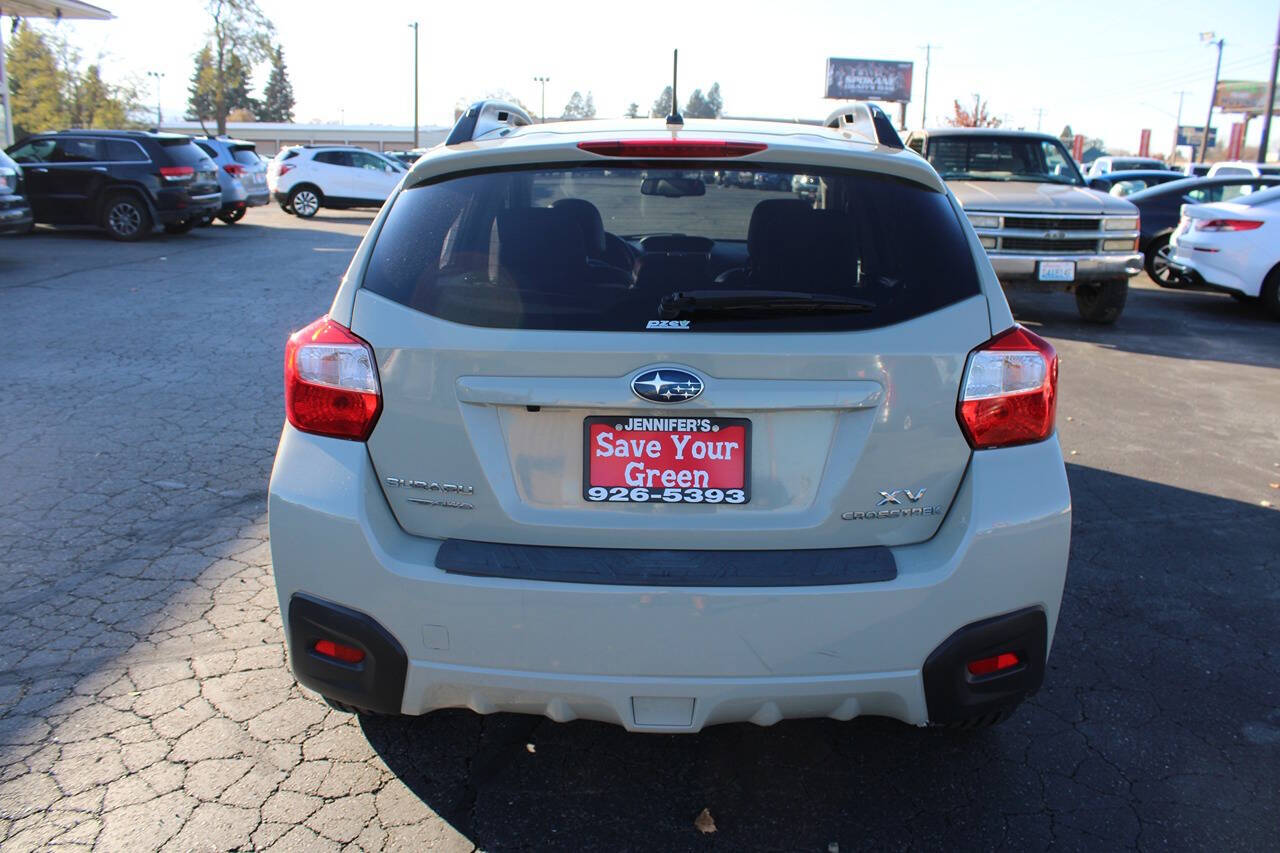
[658,290,876,320]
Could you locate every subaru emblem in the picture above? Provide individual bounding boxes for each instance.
[631,368,703,404]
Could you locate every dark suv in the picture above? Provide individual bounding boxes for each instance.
[6,130,221,241]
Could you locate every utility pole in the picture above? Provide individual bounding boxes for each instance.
[1173,90,1188,162]
[1033,107,1045,132]
[146,71,164,127]
[1258,9,1279,163]
[973,93,981,127]
[919,43,939,128]
[1199,33,1224,163]
[409,22,419,148]
[533,76,550,122]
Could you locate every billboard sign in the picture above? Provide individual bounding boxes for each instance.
[1176,125,1217,148]
[825,58,914,102]
[1214,80,1279,114]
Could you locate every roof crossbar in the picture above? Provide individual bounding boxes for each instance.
[446,100,535,146]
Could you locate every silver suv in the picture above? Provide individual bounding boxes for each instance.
[268,101,1071,733]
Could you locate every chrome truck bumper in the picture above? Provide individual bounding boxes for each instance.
[987,253,1143,283]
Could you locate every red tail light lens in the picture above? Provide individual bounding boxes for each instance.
[284,316,382,441]
[967,652,1021,676]
[577,139,767,158]
[223,163,247,177]
[957,325,1058,449]
[1196,218,1263,231]
[278,163,295,176]
[159,165,195,182]
[313,639,365,664]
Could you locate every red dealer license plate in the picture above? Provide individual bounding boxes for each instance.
[584,416,750,504]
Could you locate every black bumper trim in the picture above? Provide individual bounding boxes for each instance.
[436,539,896,587]
[287,593,407,714]
[922,606,1048,725]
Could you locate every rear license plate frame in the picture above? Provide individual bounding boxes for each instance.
[583,416,751,505]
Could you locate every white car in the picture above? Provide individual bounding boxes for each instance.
[1086,156,1171,176]
[266,145,406,218]
[1166,184,1280,319]
[1206,160,1280,179]
[267,100,1071,733]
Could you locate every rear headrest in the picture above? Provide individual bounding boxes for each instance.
[551,198,607,256]
[747,199,816,278]
[496,208,587,282]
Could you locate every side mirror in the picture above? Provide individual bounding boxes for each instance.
[1088,177,1112,192]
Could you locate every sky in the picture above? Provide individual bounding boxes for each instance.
[19,0,1280,158]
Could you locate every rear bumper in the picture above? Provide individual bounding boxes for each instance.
[268,426,1071,731]
[1163,248,1254,297]
[987,252,1142,283]
[153,190,222,223]
[0,196,33,233]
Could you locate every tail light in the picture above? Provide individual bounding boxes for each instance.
[278,163,295,177]
[967,652,1021,677]
[313,639,365,664]
[284,317,382,441]
[159,165,195,182]
[223,163,247,177]
[577,139,767,157]
[1196,218,1263,231]
[957,325,1058,449]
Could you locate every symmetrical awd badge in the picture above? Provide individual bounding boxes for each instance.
[631,369,703,404]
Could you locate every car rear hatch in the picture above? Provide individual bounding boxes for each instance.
[229,144,268,190]
[349,158,991,552]
[157,137,220,197]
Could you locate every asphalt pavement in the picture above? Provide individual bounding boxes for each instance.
[0,207,1276,851]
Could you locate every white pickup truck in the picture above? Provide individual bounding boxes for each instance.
[905,128,1142,323]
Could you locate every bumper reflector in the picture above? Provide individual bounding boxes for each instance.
[966,652,1021,676]
[314,639,365,664]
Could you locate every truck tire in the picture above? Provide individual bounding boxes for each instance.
[1075,278,1128,324]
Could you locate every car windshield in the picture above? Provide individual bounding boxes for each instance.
[927,137,1084,185]
[361,163,980,332]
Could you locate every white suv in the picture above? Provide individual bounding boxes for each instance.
[266,145,406,218]
[268,101,1072,733]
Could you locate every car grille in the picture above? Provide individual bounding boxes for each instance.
[1002,216,1101,231]
[1001,237,1098,253]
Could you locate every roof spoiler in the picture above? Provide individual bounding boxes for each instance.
[823,103,904,150]
[446,100,535,146]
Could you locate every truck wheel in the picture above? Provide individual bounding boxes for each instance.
[1075,278,1128,324]
[1261,267,1280,321]
[1144,235,1176,287]
[101,194,153,242]
[217,207,246,224]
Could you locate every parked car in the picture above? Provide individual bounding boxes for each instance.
[1206,160,1280,179]
[791,173,820,200]
[1090,169,1186,197]
[1181,163,1211,177]
[5,130,220,241]
[1125,175,1280,285]
[0,148,34,235]
[268,101,1071,734]
[1164,185,1280,318]
[752,171,790,191]
[193,136,269,224]
[267,145,406,218]
[905,127,1142,323]
[384,149,429,168]
[1086,156,1171,176]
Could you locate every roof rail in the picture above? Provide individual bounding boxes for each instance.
[446,100,535,146]
[823,103,904,150]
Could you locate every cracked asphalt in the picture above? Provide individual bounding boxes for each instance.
[1,207,1277,851]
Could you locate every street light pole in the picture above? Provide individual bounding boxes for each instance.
[918,43,939,128]
[1258,9,1279,163]
[533,76,550,122]
[146,71,164,128]
[409,22,419,149]
[1199,33,1224,164]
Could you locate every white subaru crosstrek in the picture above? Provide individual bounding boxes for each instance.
[266,145,405,218]
[268,101,1072,732]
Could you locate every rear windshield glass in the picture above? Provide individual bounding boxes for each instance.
[362,164,980,332]
[231,145,260,165]
[159,140,213,166]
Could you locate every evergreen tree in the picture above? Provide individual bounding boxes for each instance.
[562,90,586,119]
[625,102,640,118]
[684,88,710,118]
[650,86,673,118]
[705,82,723,117]
[5,22,68,140]
[259,46,295,122]
[186,45,216,127]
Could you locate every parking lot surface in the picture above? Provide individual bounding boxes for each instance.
[1,208,1277,851]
